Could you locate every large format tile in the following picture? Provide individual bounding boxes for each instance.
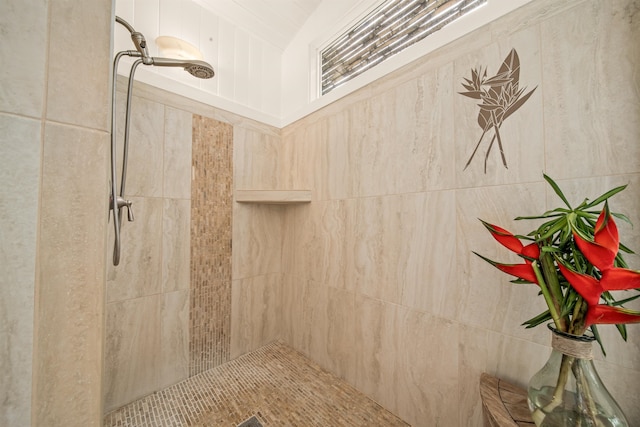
[281,276,330,364]
[0,114,41,426]
[289,200,346,287]
[104,295,161,412]
[541,1,640,179]
[34,122,108,426]
[0,0,47,117]
[343,196,404,304]
[352,295,401,416]
[159,290,190,389]
[162,198,190,293]
[394,64,456,192]
[281,116,327,200]
[324,286,357,382]
[234,126,281,189]
[107,196,164,302]
[325,106,360,200]
[163,106,192,199]
[232,204,283,279]
[395,309,459,427]
[114,94,165,198]
[46,0,111,130]
[356,88,396,197]
[230,273,282,358]
[358,64,455,196]
[399,190,457,318]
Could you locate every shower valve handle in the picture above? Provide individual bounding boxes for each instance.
[125,200,134,222]
[116,196,134,222]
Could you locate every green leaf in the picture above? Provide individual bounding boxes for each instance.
[591,325,607,357]
[584,184,628,208]
[611,293,640,306]
[522,310,552,328]
[536,216,568,241]
[616,323,628,341]
[612,212,633,226]
[543,174,572,209]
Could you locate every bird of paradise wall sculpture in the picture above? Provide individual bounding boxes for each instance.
[459,48,537,173]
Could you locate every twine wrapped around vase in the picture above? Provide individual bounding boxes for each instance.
[551,331,593,360]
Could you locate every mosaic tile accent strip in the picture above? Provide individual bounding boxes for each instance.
[190,115,234,376]
[104,341,409,427]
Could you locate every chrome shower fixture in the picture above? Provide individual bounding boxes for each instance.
[149,57,215,79]
[109,16,215,266]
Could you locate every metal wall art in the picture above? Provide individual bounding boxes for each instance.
[459,48,537,173]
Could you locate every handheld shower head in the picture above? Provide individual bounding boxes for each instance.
[185,62,215,79]
[150,57,215,79]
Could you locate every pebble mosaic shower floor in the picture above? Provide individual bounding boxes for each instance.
[103,341,409,427]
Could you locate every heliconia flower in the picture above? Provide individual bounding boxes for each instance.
[594,203,619,253]
[600,268,640,290]
[557,208,640,326]
[473,251,539,284]
[476,220,540,284]
[586,305,640,326]
[495,262,539,284]
[558,262,640,326]
[573,204,618,271]
[480,220,540,260]
[556,263,601,306]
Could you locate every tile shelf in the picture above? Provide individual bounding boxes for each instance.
[234,190,312,204]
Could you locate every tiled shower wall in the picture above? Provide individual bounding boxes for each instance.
[2,0,112,425]
[105,84,193,412]
[273,0,640,426]
[104,80,283,412]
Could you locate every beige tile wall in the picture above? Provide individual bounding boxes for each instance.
[103,79,285,410]
[3,0,114,425]
[277,0,640,426]
[0,114,41,426]
[105,90,193,411]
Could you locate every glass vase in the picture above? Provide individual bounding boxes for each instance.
[527,325,628,427]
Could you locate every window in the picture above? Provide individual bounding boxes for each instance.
[320,0,486,95]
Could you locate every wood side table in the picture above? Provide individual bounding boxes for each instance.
[480,373,535,427]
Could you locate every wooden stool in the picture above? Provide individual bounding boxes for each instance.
[480,373,535,426]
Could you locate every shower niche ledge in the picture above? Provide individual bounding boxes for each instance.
[235,190,312,204]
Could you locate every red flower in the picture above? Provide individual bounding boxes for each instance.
[573,204,619,271]
[478,220,540,284]
[558,206,640,327]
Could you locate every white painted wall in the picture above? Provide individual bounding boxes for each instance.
[114,0,283,126]
[115,0,537,127]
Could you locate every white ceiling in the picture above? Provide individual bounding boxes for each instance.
[194,0,324,50]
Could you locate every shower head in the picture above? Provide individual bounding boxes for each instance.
[149,57,215,79]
